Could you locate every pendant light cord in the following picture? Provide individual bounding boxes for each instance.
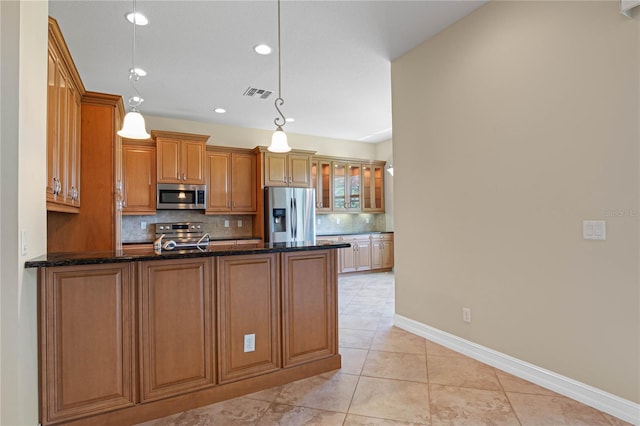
[128,0,143,108]
[273,0,286,128]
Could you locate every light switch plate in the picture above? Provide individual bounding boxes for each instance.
[224,220,229,228]
[583,220,606,240]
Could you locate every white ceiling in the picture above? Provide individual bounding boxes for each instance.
[49,0,484,143]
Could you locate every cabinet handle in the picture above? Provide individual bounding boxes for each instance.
[123,199,127,208]
[227,201,230,208]
[233,201,236,208]
[182,173,186,181]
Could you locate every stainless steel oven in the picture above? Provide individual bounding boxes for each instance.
[156,183,206,210]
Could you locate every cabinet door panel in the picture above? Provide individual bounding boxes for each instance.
[123,144,156,214]
[47,49,59,203]
[282,250,337,366]
[182,140,205,183]
[156,138,181,183]
[355,240,371,271]
[41,264,135,424]
[264,153,287,186]
[288,154,311,187]
[217,254,280,383]
[57,64,70,205]
[140,259,214,402]
[206,151,231,212]
[231,153,256,212]
[382,240,394,269]
[371,240,383,270]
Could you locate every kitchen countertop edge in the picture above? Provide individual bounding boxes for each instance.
[25,242,351,268]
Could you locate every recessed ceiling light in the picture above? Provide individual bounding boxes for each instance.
[214,108,226,114]
[125,12,149,26]
[286,117,295,123]
[254,44,272,55]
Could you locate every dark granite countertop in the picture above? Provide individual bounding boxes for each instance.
[25,241,350,268]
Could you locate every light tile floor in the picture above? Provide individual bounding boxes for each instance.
[138,272,632,426]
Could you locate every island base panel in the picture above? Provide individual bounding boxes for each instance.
[57,355,341,426]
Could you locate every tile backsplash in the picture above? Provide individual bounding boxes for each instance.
[123,212,387,242]
[316,213,386,235]
[122,211,254,243]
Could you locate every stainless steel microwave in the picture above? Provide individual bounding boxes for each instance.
[157,183,206,210]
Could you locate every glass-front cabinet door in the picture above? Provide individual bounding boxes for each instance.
[347,164,361,211]
[332,161,361,212]
[362,162,384,212]
[312,158,332,213]
[332,162,346,210]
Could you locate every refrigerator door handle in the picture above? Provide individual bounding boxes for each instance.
[292,197,298,240]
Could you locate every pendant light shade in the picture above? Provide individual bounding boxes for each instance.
[270,126,291,153]
[267,0,292,153]
[118,108,150,139]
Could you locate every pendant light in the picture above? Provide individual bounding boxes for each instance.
[118,0,150,139]
[268,0,292,153]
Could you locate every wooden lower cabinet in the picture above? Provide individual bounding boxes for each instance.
[139,258,215,402]
[39,263,136,425]
[371,234,394,270]
[37,250,341,425]
[282,250,337,367]
[217,254,280,383]
[340,235,372,273]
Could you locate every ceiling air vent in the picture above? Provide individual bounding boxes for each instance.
[243,87,273,100]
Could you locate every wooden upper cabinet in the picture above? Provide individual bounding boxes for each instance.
[311,158,332,212]
[231,152,257,211]
[152,130,209,184]
[332,161,361,212]
[122,140,156,215]
[258,148,314,188]
[39,263,136,425]
[362,162,385,212]
[46,18,85,213]
[206,148,257,214]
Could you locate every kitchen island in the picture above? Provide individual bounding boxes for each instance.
[26,241,348,426]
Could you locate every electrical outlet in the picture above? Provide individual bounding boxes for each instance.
[365,217,370,224]
[317,218,321,225]
[141,221,147,230]
[462,307,471,323]
[336,218,341,225]
[224,220,229,228]
[237,220,243,227]
[244,333,255,352]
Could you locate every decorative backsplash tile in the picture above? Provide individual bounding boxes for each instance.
[122,212,254,242]
[123,211,387,242]
[316,213,386,235]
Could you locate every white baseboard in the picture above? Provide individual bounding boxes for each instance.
[394,314,640,426]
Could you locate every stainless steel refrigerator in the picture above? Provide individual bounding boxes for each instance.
[264,187,316,243]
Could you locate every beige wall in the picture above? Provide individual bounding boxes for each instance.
[1,0,47,424]
[392,0,639,403]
